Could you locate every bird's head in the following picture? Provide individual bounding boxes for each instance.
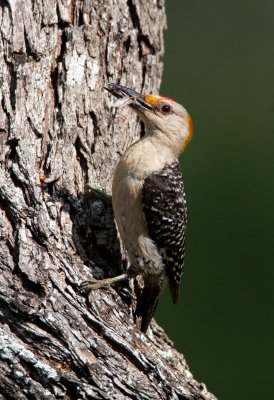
[106,83,192,154]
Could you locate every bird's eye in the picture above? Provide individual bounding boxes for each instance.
[161,104,171,114]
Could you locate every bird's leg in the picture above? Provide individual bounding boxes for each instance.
[80,184,128,293]
[79,273,128,293]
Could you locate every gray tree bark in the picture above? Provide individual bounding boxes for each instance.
[0,1,217,399]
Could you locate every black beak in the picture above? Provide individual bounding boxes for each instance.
[105,83,154,112]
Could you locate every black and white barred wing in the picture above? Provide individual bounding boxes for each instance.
[142,162,187,303]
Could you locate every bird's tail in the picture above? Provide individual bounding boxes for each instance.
[134,278,163,333]
[169,279,180,304]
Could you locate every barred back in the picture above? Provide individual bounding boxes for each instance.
[142,162,187,303]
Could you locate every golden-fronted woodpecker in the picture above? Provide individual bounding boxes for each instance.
[83,83,192,333]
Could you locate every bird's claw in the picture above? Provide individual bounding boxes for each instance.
[78,279,110,294]
[79,274,128,294]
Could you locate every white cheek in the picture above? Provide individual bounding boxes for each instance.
[181,119,190,137]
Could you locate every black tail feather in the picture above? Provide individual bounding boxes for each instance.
[169,279,180,304]
[134,284,160,333]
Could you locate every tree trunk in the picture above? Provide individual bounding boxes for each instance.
[0,1,217,399]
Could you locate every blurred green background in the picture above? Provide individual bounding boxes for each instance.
[156,1,274,399]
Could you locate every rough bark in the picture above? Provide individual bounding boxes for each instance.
[0,1,217,399]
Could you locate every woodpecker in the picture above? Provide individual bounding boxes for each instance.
[82,83,192,333]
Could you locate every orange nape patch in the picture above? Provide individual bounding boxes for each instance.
[187,113,193,142]
[181,113,193,153]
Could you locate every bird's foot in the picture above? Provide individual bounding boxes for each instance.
[79,273,128,294]
[84,184,112,205]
